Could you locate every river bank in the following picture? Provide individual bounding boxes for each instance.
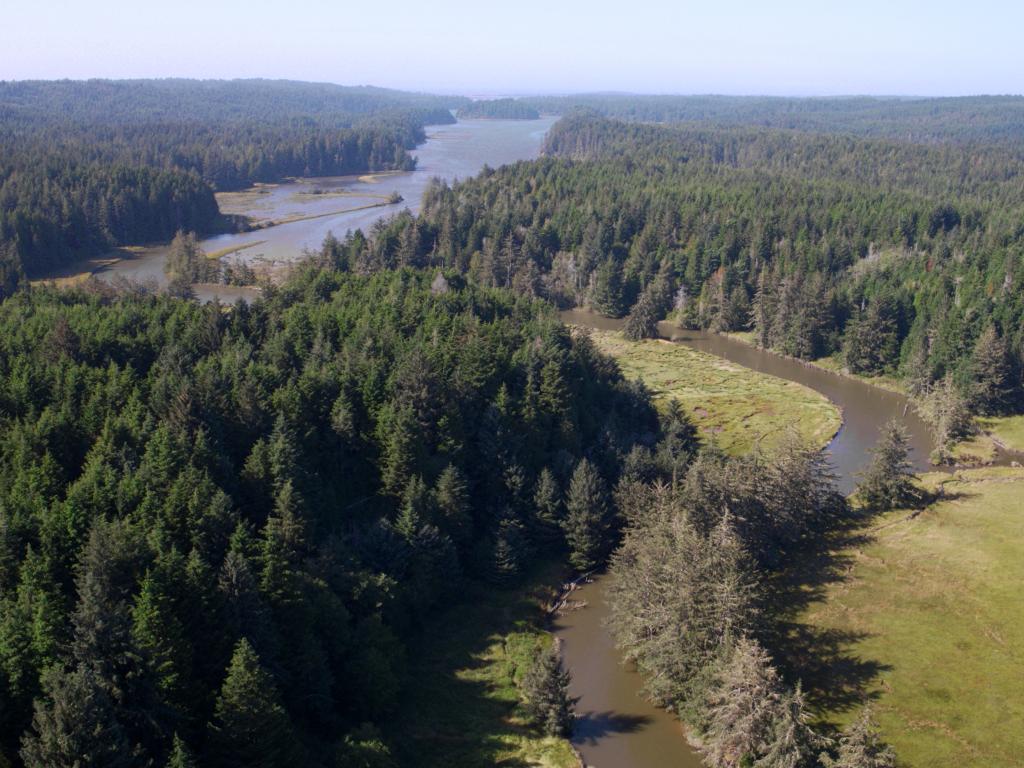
[553,308,946,768]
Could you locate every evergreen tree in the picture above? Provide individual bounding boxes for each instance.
[207,639,296,768]
[20,664,136,768]
[396,475,432,541]
[705,638,817,768]
[130,561,193,714]
[489,518,530,584]
[967,325,1016,415]
[590,258,625,318]
[531,468,564,545]
[260,480,307,610]
[164,734,198,768]
[822,707,896,768]
[562,459,613,571]
[919,374,973,462]
[520,642,573,737]
[433,464,471,545]
[623,289,659,340]
[856,421,918,511]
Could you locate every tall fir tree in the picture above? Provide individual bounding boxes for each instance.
[856,421,917,511]
[967,325,1016,415]
[207,639,297,768]
[562,459,612,571]
[823,707,896,768]
[520,643,574,737]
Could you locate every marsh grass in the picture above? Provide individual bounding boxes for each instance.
[588,330,841,455]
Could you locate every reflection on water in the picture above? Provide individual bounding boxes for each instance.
[85,117,558,288]
[554,575,703,768]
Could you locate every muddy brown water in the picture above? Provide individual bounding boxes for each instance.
[555,309,943,768]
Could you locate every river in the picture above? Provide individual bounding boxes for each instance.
[554,309,938,768]
[53,117,958,767]
[82,116,558,299]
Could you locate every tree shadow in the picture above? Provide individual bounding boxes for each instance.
[390,562,576,768]
[761,510,894,719]
[572,710,652,746]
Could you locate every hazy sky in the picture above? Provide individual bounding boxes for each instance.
[2,0,1022,96]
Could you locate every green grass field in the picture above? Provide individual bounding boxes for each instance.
[394,563,579,768]
[588,330,841,455]
[799,467,1024,767]
[979,414,1024,453]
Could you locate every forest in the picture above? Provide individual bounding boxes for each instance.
[349,112,1024,419]
[0,266,662,766]
[0,80,466,281]
[457,99,541,120]
[2,82,1023,767]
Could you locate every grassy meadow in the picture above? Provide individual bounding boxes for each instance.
[587,329,841,455]
[796,467,1024,767]
[979,414,1024,453]
[394,562,579,768]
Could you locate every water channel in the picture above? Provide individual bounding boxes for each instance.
[555,309,938,768]
[55,116,965,768]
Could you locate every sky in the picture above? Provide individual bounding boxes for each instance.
[2,0,1022,96]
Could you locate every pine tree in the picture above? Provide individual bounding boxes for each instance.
[752,269,777,348]
[490,518,529,584]
[590,258,625,318]
[207,639,296,768]
[520,642,573,737]
[131,561,193,714]
[20,664,136,768]
[919,374,973,462]
[967,325,1016,415]
[531,468,563,545]
[562,459,613,571]
[623,289,658,340]
[434,464,472,545]
[823,707,896,768]
[164,734,198,768]
[395,475,431,541]
[260,480,307,609]
[856,421,917,511]
[705,637,817,768]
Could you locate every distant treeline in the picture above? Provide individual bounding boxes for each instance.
[457,98,541,120]
[337,112,1024,416]
[0,80,468,281]
[521,93,1024,144]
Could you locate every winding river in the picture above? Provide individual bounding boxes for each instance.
[555,310,938,768]
[81,117,558,298]
[55,117,966,768]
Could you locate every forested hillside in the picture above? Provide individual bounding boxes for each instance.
[0,267,657,766]
[523,94,1024,144]
[350,113,1024,417]
[0,80,466,281]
